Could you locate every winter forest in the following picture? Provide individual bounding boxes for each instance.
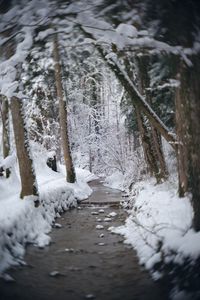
[0,0,200,299]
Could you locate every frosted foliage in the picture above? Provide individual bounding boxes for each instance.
[67,60,134,176]
[0,0,51,98]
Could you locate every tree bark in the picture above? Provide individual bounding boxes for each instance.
[136,54,168,180]
[175,70,188,197]
[151,126,168,180]
[1,96,11,178]
[10,96,39,205]
[175,57,200,231]
[136,107,160,178]
[53,35,76,183]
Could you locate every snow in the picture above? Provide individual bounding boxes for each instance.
[109,178,199,276]
[104,171,125,191]
[0,3,199,296]
[0,153,16,169]
[35,28,55,41]
[0,0,51,99]
[78,12,197,66]
[116,23,138,39]
[0,149,94,276]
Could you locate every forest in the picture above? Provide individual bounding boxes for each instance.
[0,0,200,299]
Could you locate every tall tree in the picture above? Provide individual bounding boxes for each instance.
[136,54,168,180]
[11,96,39,205]
[143,0,200,230]
[0,96,11,178]
[53,34,76,183]
[0,0,41,204]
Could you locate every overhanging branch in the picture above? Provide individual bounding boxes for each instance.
[80,26,177,150]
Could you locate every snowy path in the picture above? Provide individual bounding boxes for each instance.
[0,181,168,300]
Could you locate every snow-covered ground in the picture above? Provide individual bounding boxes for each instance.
[109,176,200,298]
[104,171,125,191]
[0,152,95,278]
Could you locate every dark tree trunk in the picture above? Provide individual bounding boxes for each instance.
[175,66,188,197]
[136,55,168,182]
[53,35,76,183]
[176,57,200,231]
[1,96,11,178]
[136,107,160,179]
[11,96,39,206]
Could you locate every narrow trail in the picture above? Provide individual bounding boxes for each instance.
[0,180,169,300]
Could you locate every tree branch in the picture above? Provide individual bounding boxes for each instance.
[80,26,177,150]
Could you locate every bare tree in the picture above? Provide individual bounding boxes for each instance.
[53,34,76,183]
[11,96,39,206]
[0,96,11,178]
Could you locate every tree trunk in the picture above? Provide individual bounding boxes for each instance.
[175,57,200,231]
[151,126,168,179]
[1,96,11,178]
[10,96,39,206]
[53,35,76,183]
[175,71,188,197]
[88,114,92,173]
[136,54,168,181]
[136,107,161,179]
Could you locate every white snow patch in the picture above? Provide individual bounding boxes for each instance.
[116,23,138,38]
[104,171,125,191]
[110,178,198,275]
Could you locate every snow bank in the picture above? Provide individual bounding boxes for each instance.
[109,178,200,277]
[104,171,125,191]
[0,153,94,276]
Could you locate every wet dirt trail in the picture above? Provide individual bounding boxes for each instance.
[0,180,169,300]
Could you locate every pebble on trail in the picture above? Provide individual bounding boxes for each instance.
[91,211,99,215]
[98,242,105,246]
[64,248,74,252]
[49,271,62,277]
[108,212,117,217]
[96,225,104,230]
[85,294,96,299]
[104,217,112,222]
[53,223,62,228]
